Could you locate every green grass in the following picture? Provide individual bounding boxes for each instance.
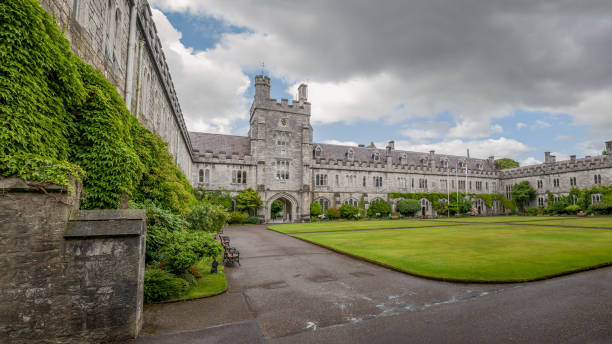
[268,219,453,234]
[172,257,227,301]
[518,217,612,228]
[430,216,569,223]
[295,225,612,282]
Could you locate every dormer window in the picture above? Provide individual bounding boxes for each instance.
[373,152,380,161]
[441,159,448,168]
[314,145,322,158]
[346,149,354,160]
[401,154,407,164]
[476,163,483,170]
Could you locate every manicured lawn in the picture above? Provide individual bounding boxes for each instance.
[431,216,568,223]
[295,225,612,282]
[518,217,612,229]
[172,257,227,301]
[268,219,454,234]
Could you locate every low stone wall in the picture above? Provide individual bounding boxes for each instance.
[0,177,146,343]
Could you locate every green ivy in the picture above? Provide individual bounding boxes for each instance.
[389,192,515,212]
[1,0,195,213]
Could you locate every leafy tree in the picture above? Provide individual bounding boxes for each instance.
[339,204,359,219]
[495,158,519,170]
[310,202,322,216]
[195,187,233,211]
[271,199,284,219]
[367,199,392,218]
[235,188,263,215]
[511,181,536,211]
[396,199,421,216]
[159,230,223,275]
[186,200,228,233]
[228,211,248,224]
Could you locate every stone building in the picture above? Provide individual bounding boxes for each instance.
[40,0,612,223]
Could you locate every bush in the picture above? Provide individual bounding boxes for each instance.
[525,207,539,216]
[143,269,188,303]
[339,204,359,219]
[235,188,263,216]
[367,199,392,218]
[228,211,248,224]
[564,205,581,215]
[195,188,232,211]
[159,230,222,275]
[325,208,341,219]
[243,216,260,224]
[591,201,612,215]
[396,199,421,216]
[186,200,228,233]
[310,202,322,217]
[310,216,320,222]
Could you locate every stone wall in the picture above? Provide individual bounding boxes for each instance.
[0,178,146,343]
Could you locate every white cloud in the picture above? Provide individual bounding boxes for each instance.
[151,9,250,134]
[550,152,571,161]
[322,139,359,146]
[516,122,527,129]
[490,124,503,134]
[521,157,542,166]
[531,120,551,129]
[392,137,530,159]
[150,0,612,142]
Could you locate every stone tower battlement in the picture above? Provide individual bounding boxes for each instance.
[250,75,311,119]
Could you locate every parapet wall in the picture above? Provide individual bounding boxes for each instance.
[0,177,146,343]
[499,154,612,179]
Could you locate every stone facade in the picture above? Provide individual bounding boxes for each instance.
[191,76,612,221]
[0,178,146,343]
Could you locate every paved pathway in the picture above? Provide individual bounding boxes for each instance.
[120,225,612,343]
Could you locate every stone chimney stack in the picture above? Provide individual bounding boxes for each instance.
[298,83,308,102]
[605,141,612,154]
[254,75,270,102]
[386,141,394,165]
[488,156,495,165]
[429,150,435,168]
[570,155,576,163]
[545,152,551,163]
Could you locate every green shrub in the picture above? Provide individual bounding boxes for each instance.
[310,216,320,222]
[396,199,421,216]
[525,207,539,216]
[325,208,341,219]
[195,188,232,211]
[591,201,612,215]
[243,216,260,224]
[310,202,322,216]
[271,199,283,219]
[339,204,359,219]
[159,230,222,275]
[235,188,263,216]
[367,199,392,218]
[143,269,188,303]
[564,205,581,215]
[186,200,227,233]
[228,211,248,224]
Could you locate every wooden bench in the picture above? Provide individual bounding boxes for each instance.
[223,247,240,266]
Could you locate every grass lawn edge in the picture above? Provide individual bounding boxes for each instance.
[291,234,612,284]
[155,286,228,304]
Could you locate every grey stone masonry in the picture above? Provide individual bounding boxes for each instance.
[0,177,146,343]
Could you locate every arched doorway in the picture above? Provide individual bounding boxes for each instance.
[267,193,298,223]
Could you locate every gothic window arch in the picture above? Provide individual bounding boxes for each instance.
[113,8,122,64]
[343,198,358,207]
[205,169,210,183]
[199,169,204,183]
[105,0,114,58]
[316,198,330,211]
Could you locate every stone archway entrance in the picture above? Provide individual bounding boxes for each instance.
[270,197,292,223]
[267,193,298,223]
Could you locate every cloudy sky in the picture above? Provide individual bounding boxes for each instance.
[149,0,612,166]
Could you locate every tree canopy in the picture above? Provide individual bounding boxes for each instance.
[235,188,263,215]
[495,158,520,170]
[511,181,536,211]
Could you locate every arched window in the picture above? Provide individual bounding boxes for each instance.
[205,169,210,183]
[242,171,247,184]
[113,8,122,63]
[105,0,113,58]
[314,145,322,158]
[343,199,358,207]
[199,169,204,183]
[317,198,330,211]
[400,154,407,164]
[373,152,380,161]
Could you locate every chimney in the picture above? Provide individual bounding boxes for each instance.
[544,152,551,163]
[358,144,365,147]
[606,141,612,154]
[429,150,436,168]
[488,156,495,165]
[570,155,576,163]
[298,83,308,102]
[254,75,270,102]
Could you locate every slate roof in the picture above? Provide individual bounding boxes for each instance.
[315,143,495,171]
[190,132,250,156]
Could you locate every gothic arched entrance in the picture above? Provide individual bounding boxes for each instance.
[267,193,298,223]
